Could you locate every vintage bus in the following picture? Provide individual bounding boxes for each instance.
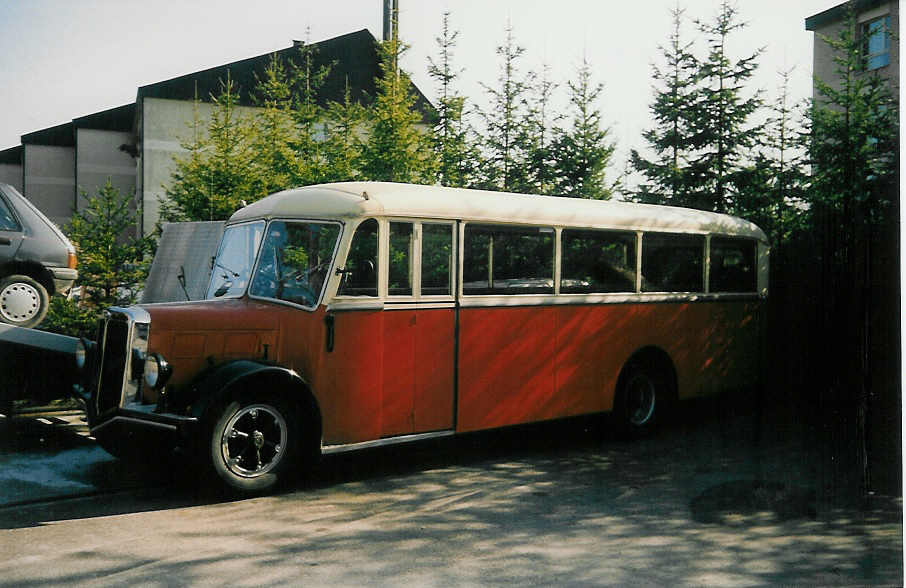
[77,182,769,494]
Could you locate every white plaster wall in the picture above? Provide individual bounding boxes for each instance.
[0,164,22,191]
[23,144,75,227]
[140,97,259,236]
[75,129,137,213]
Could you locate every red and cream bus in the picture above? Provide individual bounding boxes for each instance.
[78,182,769,493]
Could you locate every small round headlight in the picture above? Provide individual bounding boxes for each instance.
[143,355,160,388]
[75,339,86,371]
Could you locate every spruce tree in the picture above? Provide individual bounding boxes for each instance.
[359,37,436,183]
[523,63,560,195]
[252,53,305,194]
[287,37,332,185]
[477,23,532,191]
[688,1,763,213]
[323,79,366,181]
[550,57,616,200]
[427,11,478,188]
[163,73,264,222]
[631,4,700,205]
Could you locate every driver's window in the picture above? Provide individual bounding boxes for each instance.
[249,220,340,307]
[338,218,378,297]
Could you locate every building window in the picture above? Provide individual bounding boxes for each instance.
[863,16,891,71]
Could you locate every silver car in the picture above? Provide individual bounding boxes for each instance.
[0,183,78,328]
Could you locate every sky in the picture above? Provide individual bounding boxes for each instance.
[0,0,838,171]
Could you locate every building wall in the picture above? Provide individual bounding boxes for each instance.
[23,144,75,228]
[812,1,899,97]
[0,164,22,192]
[139,97,259,235]
[75,128,137,212]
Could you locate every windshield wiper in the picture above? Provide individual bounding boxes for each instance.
[214,261,240,277]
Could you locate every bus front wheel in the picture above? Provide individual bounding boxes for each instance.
[204,393,302,495]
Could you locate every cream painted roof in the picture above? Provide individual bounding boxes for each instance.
[229,182,768,242]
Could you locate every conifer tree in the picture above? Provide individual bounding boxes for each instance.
[523,63,560,194]
[252,53,304,194]
[688,1,763,213]
[631,4,700,205]
[287,37,332,185]
[550,57,616,200]
[427,11,478,188]
[477,23,533,191]
[163,74,264,222]
[323,79,366,181]
[359,37,436,183]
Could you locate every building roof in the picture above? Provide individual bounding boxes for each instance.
[0,146,22,165]
[805,0,887,30]
[21,121,74,147]
[136,29,433,118]
[73,103,136,133]
[230,182,768,242]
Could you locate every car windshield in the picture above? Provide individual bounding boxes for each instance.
[248,221,341,308]
[206,221,265,299]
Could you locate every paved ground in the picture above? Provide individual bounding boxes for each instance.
[0,399,901,586]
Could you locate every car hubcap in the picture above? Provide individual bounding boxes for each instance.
[221,404,287,478]
[627,374,656,426]
[0,282,40,323]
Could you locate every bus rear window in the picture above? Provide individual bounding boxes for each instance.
[463,224,554,295]
[641,233,705,293]
[710,237,757,293]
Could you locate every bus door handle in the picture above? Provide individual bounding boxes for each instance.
[324,313,335,352]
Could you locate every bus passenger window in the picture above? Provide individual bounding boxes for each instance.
[561,229,636,293]
[422,223,453,296]
[641,233,705,293]
[338,218,378,297]
[710,237,756,293]
[389,222,413,296]
[463,224,554,295]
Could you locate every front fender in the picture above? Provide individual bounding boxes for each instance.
[184,359,311,420]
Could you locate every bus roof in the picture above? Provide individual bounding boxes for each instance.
[229,182,768,242]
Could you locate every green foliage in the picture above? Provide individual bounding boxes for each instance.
[687,1,764,213]
[323,80,366,181]
[476,23,533,191]
[360,38,436,184]
[550,58,616,200]
[428,11,481,188]
[40,296,98,339]
[631,5,701,205]
[69,179,155,308]
[162,74,265,223]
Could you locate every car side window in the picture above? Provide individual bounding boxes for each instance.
[0,194,19,231]
[338,218,378,297]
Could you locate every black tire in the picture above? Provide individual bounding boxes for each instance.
[203,393,302,495]
[0,274,49,328]
[613,362,668,438]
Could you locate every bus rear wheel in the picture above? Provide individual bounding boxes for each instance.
[204,393,302,495]
[614,362,668,438]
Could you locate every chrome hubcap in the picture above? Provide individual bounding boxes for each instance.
[0,282,40,323]
[221,404,287,478]
[627,374,656,426]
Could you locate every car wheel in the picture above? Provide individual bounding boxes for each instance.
[0,274,49,328]
[205,394,301,495]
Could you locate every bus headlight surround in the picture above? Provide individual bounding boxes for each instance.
[143,353,172,390]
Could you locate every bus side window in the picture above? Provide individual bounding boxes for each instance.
[641,233,705,293]
[389,222,414,296]
[338,218,378,297]
[422,223,453,296]
[710,237,756,293]
[561,229,636,293]
[463,224,554,295]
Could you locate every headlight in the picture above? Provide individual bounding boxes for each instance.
[143,353,171,390]
[74,339,86,370]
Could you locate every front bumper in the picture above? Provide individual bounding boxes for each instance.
[90,405,199,448]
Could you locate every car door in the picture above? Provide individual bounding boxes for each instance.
[0,187,24,262]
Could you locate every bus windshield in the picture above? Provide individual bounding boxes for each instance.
[248,220,341,308]
[206,221,265,299]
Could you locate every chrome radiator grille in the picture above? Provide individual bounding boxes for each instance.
[96,315,129,415]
